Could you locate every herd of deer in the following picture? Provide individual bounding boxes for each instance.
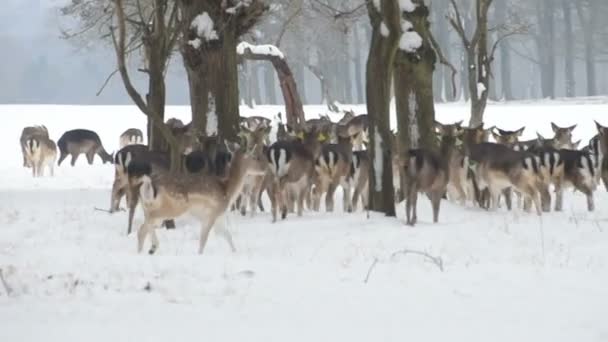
[18,112,608,255]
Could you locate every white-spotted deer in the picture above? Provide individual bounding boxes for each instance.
[127,143,267,254]
[57,129,113,166]
[119,128,144,148]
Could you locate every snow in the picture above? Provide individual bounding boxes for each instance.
[399,0,417,12]
[237,42,284,59]
[190,12,218,41]
[477,82,487,98]
[1,100,608,341]
[401,19,413,32]
[187,38,201,49]
[399,31,423,52]
[380,22,389,37]
[372,0,381,12]
[206,93,218,136]
[373,130,383,192]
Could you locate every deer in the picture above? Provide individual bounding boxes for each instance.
[119,128,144,148]
[240,116,272,131]
[468,142,543,215]
[550,122,577,149]
[237,125,272,216]
[57,129,113,166]
[20,125,49,168]
[350,150,370,212]
[404,122,463,226]
[462,123,494,206]
[434,121,471,206]
[311,131,356,212]
[127,143,267,254]
[24,135,57,177]
[266,125,326,222]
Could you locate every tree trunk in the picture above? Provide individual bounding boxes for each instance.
[343,37,353,104]
[294,61,307,104]
[576,3,597,96]
[353,24,365,104]
[395,3,437,152]
[561,0,575,97]
[264,64,278,104]
[251,64,262,105]
[180,4,240,142]
[537,0,555,99]
[469,0,491,127]
[366,0,400,216]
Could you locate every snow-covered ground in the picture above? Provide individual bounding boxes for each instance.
[1,100,608,341]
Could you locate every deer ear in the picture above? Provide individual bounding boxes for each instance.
[536,132,545,141]
[455,120,463,127]
[491,130,501,141]
[516,127,525,136]
[434,121,444,134]
[568,124,577,132]
[573,140,581,149]
[551,122,559,133]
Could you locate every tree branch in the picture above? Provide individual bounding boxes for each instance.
[429,31,458,98]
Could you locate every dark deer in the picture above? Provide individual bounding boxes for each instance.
[57,129,113,166]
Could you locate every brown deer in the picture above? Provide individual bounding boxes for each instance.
[127,143,267,254]
[57,129,113,166]
[468,142,542,215]
[350,150,370,211]
[119,128,144,148]
[550,122,577,149]
[237,126,272,216]
[20,125,49,168]
[266,126,326,222]
[24,136,57,177]
[404,122,461,225]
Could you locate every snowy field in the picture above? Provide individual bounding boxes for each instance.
[1,99,608,341]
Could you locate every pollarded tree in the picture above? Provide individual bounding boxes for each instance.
[178,0,267,142]
[366,0,401,216]
[394,0,437,153]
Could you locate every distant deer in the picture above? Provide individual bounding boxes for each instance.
[240,116,272,131]
[119,128,144,148]
[20,125,49,168]
[24,136,57,177]
[57,129,113,166]
[127,143,267,254]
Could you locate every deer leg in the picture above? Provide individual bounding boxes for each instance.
[342,182,352,213]
[539,184,551,212]
[526,186,542,216]
[199,217,219,254]
[137,219,157,254]
[214,215,236,252]
[86,151,95,165]
[70,153,79,166]
[351,184,361,212]
[297,184,307,217]
[430,190,442,223]
[110,179,125,213]
[502,188,512,211]
[578,186,594,211]
[554,182,563,212]
[325,182,337,212]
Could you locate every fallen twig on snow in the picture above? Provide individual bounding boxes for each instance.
[363,257,379,283]
[363,248,444,283]
[94,207,125,213]
[0,268,14,296]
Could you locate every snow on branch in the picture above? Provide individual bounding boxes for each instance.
[399,20,422,52]
[237,42,284,59]
[191,12,218,41]
[399,0,417,12]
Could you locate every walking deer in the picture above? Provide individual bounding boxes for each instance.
[57,129,113,166]
[119,128,144,148]
[127,143,266,254]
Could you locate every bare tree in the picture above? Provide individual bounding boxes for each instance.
[449,0,526,126]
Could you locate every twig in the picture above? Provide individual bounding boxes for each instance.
[96,69,119,96]
[94,207,125,213]
[363,257,378,283]
[390,248,444,272]
[0,269,13,296]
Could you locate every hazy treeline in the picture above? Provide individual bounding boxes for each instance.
[1,0,607,105]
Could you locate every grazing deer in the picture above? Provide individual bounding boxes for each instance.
[24,136,57,177]
[469,142,542,215]
[119,128,144,148]
[266,126,325,222]
[404,122,461,225]
[20,125,49,168]
[550,122,577,149]
[57,129,113,166]
[350,150,370,211]
[127,143,267,254]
